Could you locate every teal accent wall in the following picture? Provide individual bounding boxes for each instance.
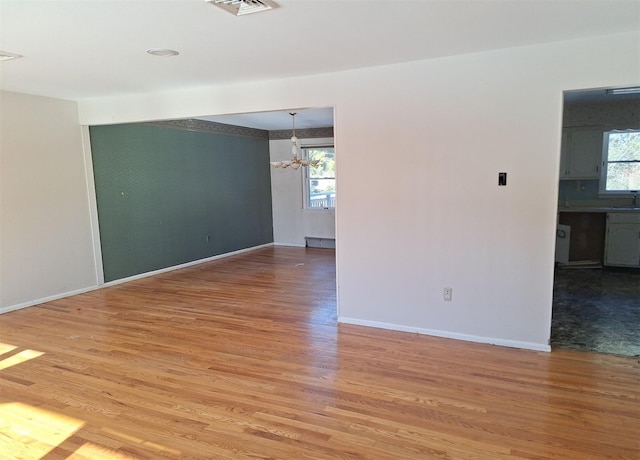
[90,123,273,282]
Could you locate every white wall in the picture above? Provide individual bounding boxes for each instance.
[0,92,98,311]
[60,32,640,350]
[270,137,335,246]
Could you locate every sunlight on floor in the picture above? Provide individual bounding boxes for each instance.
[0,349,45,371]
[66,441,138,459]
[0,341,181,458]
[0,401,176,459]
[0,402,85,458]
[0,342,18,355]
[101,427,182,456]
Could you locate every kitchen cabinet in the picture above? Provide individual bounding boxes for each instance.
[559,128,602,179]
[604,213,640,267]
[558,212,606,262]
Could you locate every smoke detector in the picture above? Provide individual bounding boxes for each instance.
[206,0,279,16]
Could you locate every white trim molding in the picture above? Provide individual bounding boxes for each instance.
[0,243,273,315]
[338,317,551,353]
[273,242,306,248]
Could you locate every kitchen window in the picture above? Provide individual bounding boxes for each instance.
[303,146,335,209]
[600,129,640,194]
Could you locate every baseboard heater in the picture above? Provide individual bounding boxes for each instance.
[305,237,335,249]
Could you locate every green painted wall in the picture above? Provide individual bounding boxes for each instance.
[90,123,273,282]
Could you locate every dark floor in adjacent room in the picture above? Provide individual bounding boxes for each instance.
[552,266,640,357]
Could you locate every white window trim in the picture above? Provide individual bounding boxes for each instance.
[598,129,640,196]
[302,144,335,210]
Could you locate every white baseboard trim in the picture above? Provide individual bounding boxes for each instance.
[0,285,103,315]
[101,243,274,288]
[0,243,274,315]
[273,242,306,248]
[337,317,551,352]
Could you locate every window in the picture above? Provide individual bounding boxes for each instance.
[303,146,335,209]
[600,129,640,194]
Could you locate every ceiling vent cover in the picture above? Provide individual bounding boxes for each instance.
[207,0,279,16]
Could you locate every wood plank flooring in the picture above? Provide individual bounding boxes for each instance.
[0,246,638,459]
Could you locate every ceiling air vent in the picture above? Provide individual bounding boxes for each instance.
[207,0,279,16]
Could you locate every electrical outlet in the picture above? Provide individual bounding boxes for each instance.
[443,287,452,301]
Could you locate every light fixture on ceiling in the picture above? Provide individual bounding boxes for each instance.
[0,50,23,62]
[270,113,320,170]
[606,87,640,95]
[146,48,180,57]
[206,0,279,16]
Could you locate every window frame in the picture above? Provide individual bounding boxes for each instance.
[599,129,640,196]
[302,144,335,210]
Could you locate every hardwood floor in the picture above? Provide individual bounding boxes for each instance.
[0,246,638,459]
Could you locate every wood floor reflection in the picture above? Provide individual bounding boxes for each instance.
[1,247,638,459]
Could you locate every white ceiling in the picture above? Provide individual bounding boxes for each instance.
[1,0,638,129]
[200,107,334,131]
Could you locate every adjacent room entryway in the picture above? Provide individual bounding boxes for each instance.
[552,87,640,357]
[551,266,640,356]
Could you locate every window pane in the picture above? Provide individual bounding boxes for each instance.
[308,148,335,179]
[607,132,640,161]
[308,179,335,208]
[606,162,640,191]
[304,146,335,208]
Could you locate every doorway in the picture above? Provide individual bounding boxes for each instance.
[551,88,640,356]
[87,106,339,318]
[202,107,336,248]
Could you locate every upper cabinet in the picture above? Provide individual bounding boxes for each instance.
[559,128,602,180]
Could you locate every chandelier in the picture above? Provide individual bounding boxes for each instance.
[270,113,319,170]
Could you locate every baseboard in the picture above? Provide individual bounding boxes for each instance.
[305,237,336,249]
[0,243,274,315]
[337,317,551,352]
[0,285,101,315]
[101,243,274,288]
[273,242,306,248]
